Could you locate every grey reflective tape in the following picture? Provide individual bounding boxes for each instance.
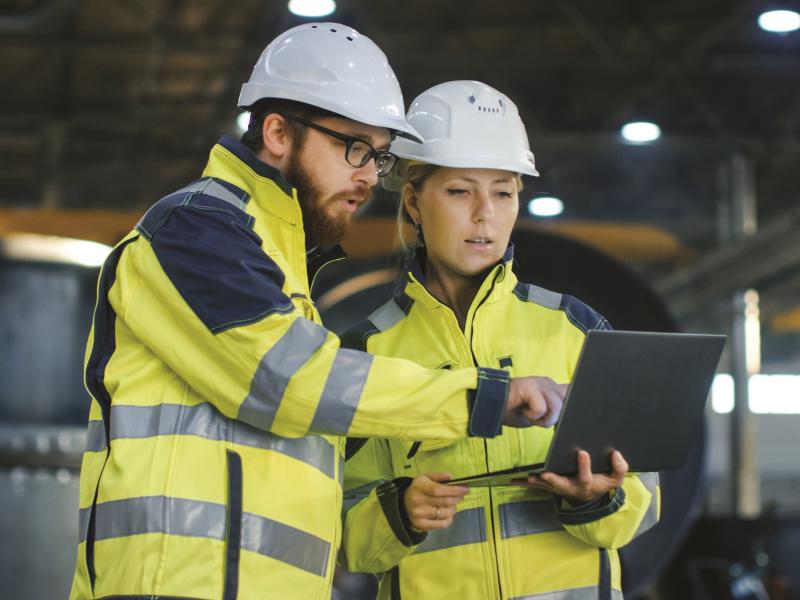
[240,317,329,431]
[366,299,406,332]
[93,496,227,542]
[179,177,248,212]
[499,500,562,539]
[83,496,331,577]
[78,507,91,543]
[85,420,107,452]
[309,349,373,435]
[511,587,623,600]
[414,506,486,554]
[634,472,660,537]
[527,285,562,309]
[241,512,330,577]
[108,403,336,478]
[342,480,386,513]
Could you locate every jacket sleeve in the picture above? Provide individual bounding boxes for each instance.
[108,196,508,439]
[339,439,425,573]
[556,472,660,549]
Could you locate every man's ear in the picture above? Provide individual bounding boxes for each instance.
[402,183,422,224]
[261,113,292,159]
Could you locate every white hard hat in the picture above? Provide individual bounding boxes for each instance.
[239,22,421,141]
[383,80,538,190]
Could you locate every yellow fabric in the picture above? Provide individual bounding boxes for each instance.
[341,261,661,599]
[69,138,495,600]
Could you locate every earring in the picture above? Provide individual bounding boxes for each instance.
[414,222,425,246]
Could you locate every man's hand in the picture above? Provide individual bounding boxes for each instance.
[403,472,469,532]
[526,450,628,505]
[503,376,567,428]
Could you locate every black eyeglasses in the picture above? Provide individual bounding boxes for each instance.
[285,115,398,177]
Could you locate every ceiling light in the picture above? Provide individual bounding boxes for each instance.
[758,9,800,33]
[620,121,661,144]
[528,196,564,218]
[236,111,250,133]
[0,234,112,267]
[288,0,336,17]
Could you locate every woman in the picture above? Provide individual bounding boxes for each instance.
[339,81,660,600]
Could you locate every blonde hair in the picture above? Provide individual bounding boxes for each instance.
[395,162,523,253]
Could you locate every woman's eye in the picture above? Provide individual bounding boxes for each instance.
[446,188,468,196]
[496,191,514,198]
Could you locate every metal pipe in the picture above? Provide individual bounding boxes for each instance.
[728,153,760,517]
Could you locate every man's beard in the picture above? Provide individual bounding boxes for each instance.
[286,151,350,248]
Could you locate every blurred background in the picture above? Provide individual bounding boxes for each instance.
[0,0,799,598]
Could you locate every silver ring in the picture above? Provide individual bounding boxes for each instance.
[434,506,440,519]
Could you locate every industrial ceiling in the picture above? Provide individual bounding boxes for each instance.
[2,0,799,367]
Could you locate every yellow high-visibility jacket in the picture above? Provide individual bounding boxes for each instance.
[340,250,661,600]
[69,136,512,600]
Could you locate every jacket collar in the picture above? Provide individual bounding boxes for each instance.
[216,135,294,196]
[203,135,302,227]
[402,243,518,309]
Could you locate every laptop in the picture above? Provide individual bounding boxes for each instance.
[449,330,726,487]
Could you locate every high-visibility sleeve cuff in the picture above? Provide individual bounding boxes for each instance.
[557,486,626,525]
[467,367,510,438]
[376,478,428,547]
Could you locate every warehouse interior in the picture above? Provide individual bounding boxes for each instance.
[0,1,799,598]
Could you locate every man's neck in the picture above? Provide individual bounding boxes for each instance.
[256,148,289,179]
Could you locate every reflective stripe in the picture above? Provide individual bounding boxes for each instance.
[102,403,336,478]
[634,472,660,537]
[511,587,623,600]
[80,495,331,577]
[240,317,329,431]
[527,285,562,309]
[180,177,249,212]
[78,505,91,543]
[499,500,562,539]
[85,496,226,542]
[309,349,373,435]
[367,299,406,332]
[241,512,330,576]
[342,481,385,513]
[414,506,486,554]
[85,420,107,452]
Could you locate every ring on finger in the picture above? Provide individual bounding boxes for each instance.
[434,506,440,519]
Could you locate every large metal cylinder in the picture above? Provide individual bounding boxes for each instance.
[0,256,98,598]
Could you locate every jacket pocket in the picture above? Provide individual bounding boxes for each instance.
[224,450,243,600]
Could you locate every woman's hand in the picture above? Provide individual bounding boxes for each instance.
[526,450,628,505]
[403,472,469,531]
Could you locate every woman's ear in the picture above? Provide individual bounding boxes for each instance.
[261,113,292,159]
[402,183,422,225]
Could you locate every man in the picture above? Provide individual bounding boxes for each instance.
[69,23,565,600]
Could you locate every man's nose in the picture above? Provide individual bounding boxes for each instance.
[354,157,380,188]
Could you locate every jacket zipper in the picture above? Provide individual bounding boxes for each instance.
[466,273,504,600]
[411,266,506,598]
[472,276,503,598]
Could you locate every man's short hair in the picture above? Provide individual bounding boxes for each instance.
[241,99,338,152]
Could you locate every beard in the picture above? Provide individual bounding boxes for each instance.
[286,150,354,248]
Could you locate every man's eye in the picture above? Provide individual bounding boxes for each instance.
[349,140,369,153]
[497,191,514,198]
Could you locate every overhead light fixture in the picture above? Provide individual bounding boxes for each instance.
[0,233,112,267]
[236,111,250,133]
[288,0,336,17]
[758,9,800,33]
[527,196,564,218]
[620,121,661,144]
